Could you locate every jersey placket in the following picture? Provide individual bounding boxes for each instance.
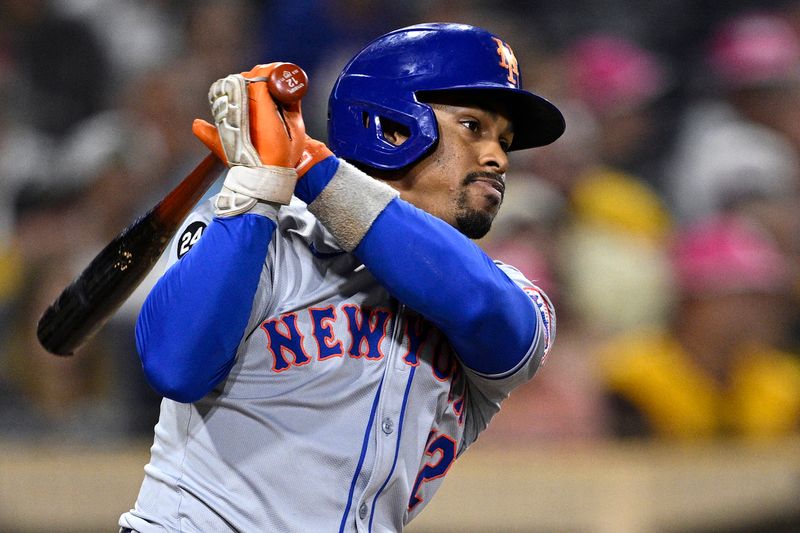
[352,302,412,532]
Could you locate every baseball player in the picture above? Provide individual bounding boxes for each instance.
[119,23,564,532]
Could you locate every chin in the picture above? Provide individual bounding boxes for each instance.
[453,189,500,239]
[456,209,494,239]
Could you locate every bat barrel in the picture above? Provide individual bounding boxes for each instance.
[36,215,169,355]
[36,154,224,356]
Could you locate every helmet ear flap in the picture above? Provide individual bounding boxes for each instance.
[328,86,439,170]
[373,114,411,149]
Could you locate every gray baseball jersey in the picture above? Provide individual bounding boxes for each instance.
[119,197,554,532]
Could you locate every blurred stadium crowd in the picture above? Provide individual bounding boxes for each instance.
[1,0,800,446]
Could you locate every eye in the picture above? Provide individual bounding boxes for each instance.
[499,137,512,152]
[460,119,480,133]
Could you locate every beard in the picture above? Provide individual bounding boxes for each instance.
[454,172,503,239]
[455,205,493,239]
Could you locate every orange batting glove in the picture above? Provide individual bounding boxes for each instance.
[192,62,305,167]
[296,134,334,178]
[192,63,307,214]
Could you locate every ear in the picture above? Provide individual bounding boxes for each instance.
[379,117,410,146]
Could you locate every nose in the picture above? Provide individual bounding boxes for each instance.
[478,139,509,175]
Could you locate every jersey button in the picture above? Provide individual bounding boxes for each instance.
[381,418,394,435]
[359,503,368,520]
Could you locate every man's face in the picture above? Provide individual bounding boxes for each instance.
[388,96,514,239]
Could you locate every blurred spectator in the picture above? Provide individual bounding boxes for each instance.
[0,99,48,338]
[0,0,111,137]
[0,183,126,440]
[597,215,800,440]
[667,10,800,224]
[563,32,672,184]
[53,0,183,89]
[559,167,676,335]
[56,110,169,236]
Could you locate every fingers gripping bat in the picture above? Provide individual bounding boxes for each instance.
[36,63,308,356]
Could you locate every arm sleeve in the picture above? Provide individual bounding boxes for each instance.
[135,207,277,402]
[354,198,543,375]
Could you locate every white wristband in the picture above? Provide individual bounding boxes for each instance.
[224,165,297,205]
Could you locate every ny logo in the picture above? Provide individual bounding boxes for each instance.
[492,37,519,86]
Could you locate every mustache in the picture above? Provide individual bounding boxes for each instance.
[463,171,506,194]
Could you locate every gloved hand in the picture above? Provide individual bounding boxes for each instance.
[193,63,305,216]
[296,134,333,178]
[292,134,337,205]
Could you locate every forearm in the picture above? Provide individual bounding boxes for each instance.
[356,200,537,373]
[136,213,276,402]
[300,158,538,375]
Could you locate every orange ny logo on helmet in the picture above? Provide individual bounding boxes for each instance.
[492,37,519,86]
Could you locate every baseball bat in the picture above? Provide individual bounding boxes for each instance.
[36,153,225,355]
[36,63,308,356]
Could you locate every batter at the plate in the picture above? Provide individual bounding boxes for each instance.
[120,22,563,533]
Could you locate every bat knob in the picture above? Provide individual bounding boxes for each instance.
[268,63,308,104]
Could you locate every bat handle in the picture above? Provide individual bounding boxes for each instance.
[154,153,225,224]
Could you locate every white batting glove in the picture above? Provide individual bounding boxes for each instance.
[210,74,296,216]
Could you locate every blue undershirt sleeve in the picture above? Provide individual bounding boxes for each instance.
[136,214,276,402]
[353,198,538,375]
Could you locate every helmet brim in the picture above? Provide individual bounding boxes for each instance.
[417,87,566,150]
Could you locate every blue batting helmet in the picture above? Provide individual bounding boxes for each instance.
[327,23,565,170]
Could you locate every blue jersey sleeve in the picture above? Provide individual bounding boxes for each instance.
[136,213,276,402]
[354,198,539,376]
